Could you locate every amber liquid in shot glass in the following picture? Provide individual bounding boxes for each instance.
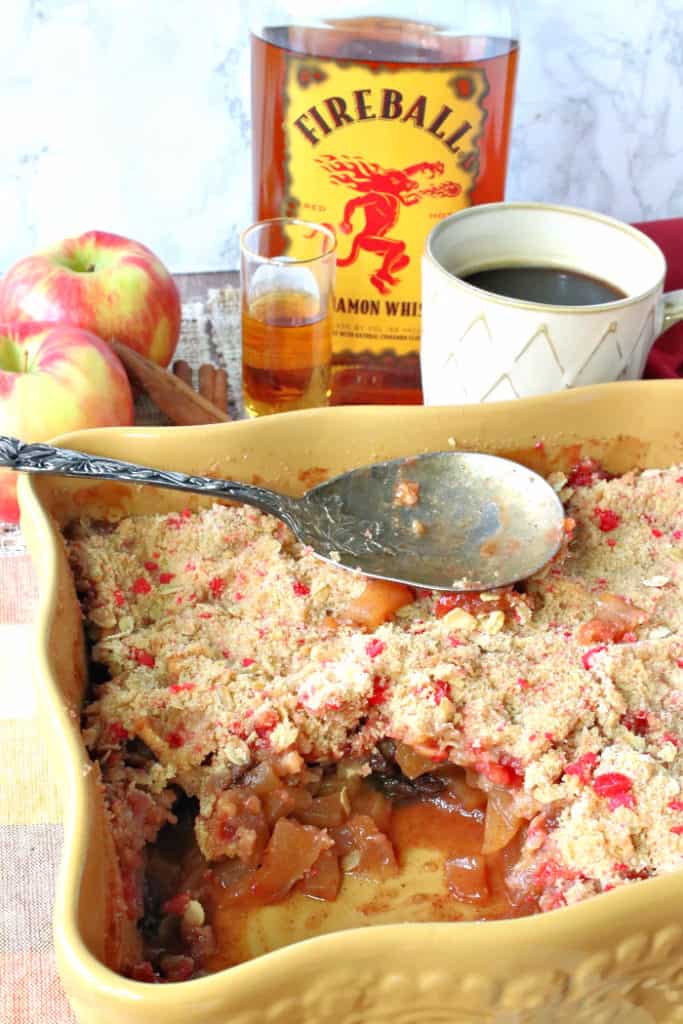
[241,218,336,417]
[242,287,331,417]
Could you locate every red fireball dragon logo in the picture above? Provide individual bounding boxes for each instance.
[316,154,462,295]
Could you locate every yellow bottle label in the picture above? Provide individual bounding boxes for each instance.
[283,56,488,356]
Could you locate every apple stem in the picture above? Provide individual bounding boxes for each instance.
[86,264,96,272]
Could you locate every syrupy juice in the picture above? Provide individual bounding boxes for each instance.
[251,18,519,404]
[242,288,332,416]
[205,784,532,972]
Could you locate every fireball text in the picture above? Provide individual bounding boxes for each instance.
[293,89,472,156]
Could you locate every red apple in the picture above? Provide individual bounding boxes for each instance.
[0,321,134,523]
[0,231,181,367]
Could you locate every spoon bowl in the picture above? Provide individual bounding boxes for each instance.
[0,436,565,591]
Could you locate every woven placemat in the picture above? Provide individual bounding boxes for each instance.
[0,285,243,555]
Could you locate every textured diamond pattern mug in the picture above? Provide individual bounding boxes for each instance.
[421,202,683,405]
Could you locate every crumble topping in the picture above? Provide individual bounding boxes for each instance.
[67,461,683,922]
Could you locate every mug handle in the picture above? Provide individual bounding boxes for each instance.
[662,289,683,332]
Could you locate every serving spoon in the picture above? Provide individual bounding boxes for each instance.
[0,435,565,591]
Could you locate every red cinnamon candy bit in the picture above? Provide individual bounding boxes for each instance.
[651,528,663,538]
[166,514,186,529]
[162,892,191,916]
[667,799,683,811]
[108,721,129,743]
[113,589,125,607]
[131,648,155,668]
[673,530,683,540]
[168,682,196,694]
[228,719,248,739]
[594,507,620,532]
[292,580,310,597]
[592,772,635,810]
[167,730,185,748]
[433,679,452,704]
[209,576,225,598]
[242,657,255,667]
[621,709,650,736]
[368,674,390,706]
[582,645,607,670]
[365,638,385,659]
[131,576,151,595]
[517,677,531,690]
[672,825,683,835]
[567,459,611,488]
[565,751,599,784]
[663,732,681,749]
[254,709,279,737]
[144,560,159,572]
[159,572,175,584]
[531,859,577,890]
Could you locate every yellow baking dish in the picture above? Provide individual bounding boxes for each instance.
[18,379,683,1024]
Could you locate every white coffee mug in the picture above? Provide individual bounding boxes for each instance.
[421,202,683,405]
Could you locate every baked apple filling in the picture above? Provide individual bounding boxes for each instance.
[130,742,532,981]
[68,458,683,982]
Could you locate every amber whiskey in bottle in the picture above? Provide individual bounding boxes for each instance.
[251,6,519,404]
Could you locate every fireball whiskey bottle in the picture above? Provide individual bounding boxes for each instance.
[251,3,519,404]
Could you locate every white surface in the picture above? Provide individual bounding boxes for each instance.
[1,0,682,273]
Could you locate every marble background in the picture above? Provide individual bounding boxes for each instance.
[1,0,682,273]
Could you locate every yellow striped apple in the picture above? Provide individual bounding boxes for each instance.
[0,321,134,523]
[0,231,181,367]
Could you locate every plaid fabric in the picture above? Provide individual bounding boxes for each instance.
[0,554,75,1023]
[0,288,241,1023]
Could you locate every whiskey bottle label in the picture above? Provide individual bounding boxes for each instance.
[283,56,488,357]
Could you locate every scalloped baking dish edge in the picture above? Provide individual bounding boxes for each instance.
[18,380,683,1024]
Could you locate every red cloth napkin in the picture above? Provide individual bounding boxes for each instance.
[634,219,683,378]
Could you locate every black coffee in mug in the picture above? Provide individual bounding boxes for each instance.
[462,265,626,306]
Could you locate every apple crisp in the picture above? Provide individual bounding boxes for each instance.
[66,458,683,980]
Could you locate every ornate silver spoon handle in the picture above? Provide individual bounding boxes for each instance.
[0,436,299,528]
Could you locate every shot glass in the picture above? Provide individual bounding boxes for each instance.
[240,218,336,417]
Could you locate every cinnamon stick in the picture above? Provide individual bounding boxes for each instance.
[198,364,215,405]
[213,368,229,412]
[111,341,229,426]
[172,359,193,388]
